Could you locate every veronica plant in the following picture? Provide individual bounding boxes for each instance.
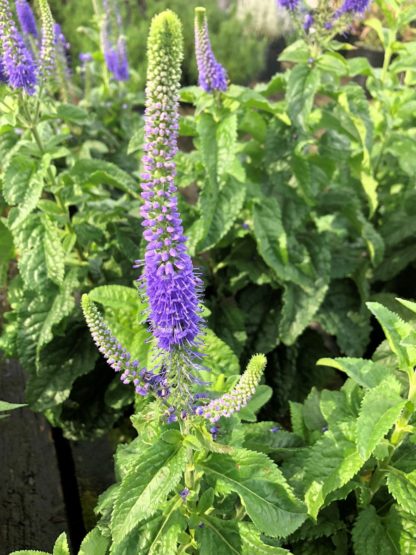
[73,11,308,552]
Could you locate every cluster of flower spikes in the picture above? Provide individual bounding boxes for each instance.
[38,0,55,81]
[81,295,171,400]
[0,0,37,93]
[194,7,227,93]
[15,0,38,38]
[195,354,267,423]
[82,10,267,428]
[101,0,129,82]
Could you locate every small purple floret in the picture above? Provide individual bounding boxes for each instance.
[277,0,299,11]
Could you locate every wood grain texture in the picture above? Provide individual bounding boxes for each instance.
[0,358,68,555]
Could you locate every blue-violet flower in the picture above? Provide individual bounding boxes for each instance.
[194,7,227,93]
[15,0,37,37]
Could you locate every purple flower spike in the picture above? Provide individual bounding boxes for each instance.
[194,7,227,93]
[140,11,203,355]
[0,0,37,94]
[277,0,299,11]
[0,55,7,82]
[15,0,37,37]
[101,0,129,82]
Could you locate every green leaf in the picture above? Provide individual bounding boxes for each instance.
[35,269,78,367]
[78,528,109,555]
[356,376,406,459]
[41,214,65,286]
[0,400,26,412]
[367,302,416,369]
[56,103,88,124]
[202,328,240,380]
[8,156,48,230]
[2,153,35,205]
[88,284,143,311]
[196,176,246,252]
[53,533,70,555]
[70,159,138,197]
[200,448,306,537]
[385,506,416,554]
[317,357,391,388]
[253,198,290,282]
[111,437,186,544]
[239,522,291,554]
[287,64,320,129]
[8,551,51,555]
[0,220,14,285]
[387,468,416,517]
[147,507,186,555]
[217,112,238,180]
[304,423,364,519]
[352,505,397,555]
[243,422,303,456]
[197,515,242,555]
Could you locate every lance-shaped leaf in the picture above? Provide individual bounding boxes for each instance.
[111,435,186,544]
[199,448,306,537]
[387,468,416,517]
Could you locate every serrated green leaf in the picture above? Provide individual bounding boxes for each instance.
[197,176,246,252]
[305,423,364,519]
[202,328,240,380]
[111,438,186,544]
[200,448,306,537]
[0,219,14,285]
[317,357,391,388]
[70,159,138,197]
[287,64,320,129]
[385,506,416,554]
[367,302,416,369]
[52,533,70,555]
[147,506,186,555]
[197,515,242,555]
[78,528,109,555]
[9,551,51,555]
[352,505,397,555]
[356,376,405,459]
[2,153,35,205]
[8,156,48,230]
[387,468,416,517]
[56,103,88,124]
[88,284,144,311]
[41,214,65,286]
[35,269,78,368]
[242,421,303,457]
[239,522,291,554]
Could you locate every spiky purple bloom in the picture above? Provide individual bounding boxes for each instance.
[138,11,203,354]
[337,0,372,15]
[101,0,129,82]
[0,0,37,93]
[277,0,299,11]
[54,23,70,76]
[196,354,266,423]
[194,8,227,93]
[15,0,37,37]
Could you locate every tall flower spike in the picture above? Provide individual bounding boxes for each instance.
[196,354,267,423]
[0,0,37,93]
[194,7,227,93]
[81,295,149,395]
[101,0,129,82]
[38,0,55,80]
[15,0,37,38]
[138,10,204,406]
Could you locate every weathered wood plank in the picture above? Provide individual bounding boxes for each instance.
[0,358,69,555]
